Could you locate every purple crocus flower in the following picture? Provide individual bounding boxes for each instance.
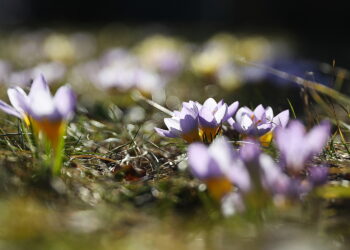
[228,104,289,146]
[274,120,331,174]
[155,98,239,143]
[229,104,289,136]
[188,136,248,199]
[0,74,76,147]
[187,136,292,206]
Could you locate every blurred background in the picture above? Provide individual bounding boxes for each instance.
[1,0,349,67]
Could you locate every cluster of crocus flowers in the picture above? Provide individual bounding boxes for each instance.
[187,119,330,215]
[0,74,76,174]
[155,98,239,143]
[229,104,289,146]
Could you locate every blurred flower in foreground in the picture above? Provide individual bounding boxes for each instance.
[275,120,330,175]
[155,98,239,143]
[188,137,290,211]
[188,136,329,216]
[188,137,248,200]
[0,74,76,174]
[0,74,76,147]
[229,105,289,146]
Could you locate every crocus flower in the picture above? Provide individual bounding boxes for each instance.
[187,137,292,206]
[0,74,76,148]
[155,98,239,143]
[229,104,289,145]
[188,136,248,200]
[274,120,330,175]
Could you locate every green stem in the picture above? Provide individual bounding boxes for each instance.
[52,125,66,176]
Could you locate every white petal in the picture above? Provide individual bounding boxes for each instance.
[214,104,227,123]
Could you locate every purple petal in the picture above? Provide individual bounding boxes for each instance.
[209,137,235,171]
[255,123,273,136]
[54,85,76,120]
[225,158,251,192]
[28,74,51,100]
[305,121,330,155]
[239,114,254,132]
[0,100,22,118]
[253,104,265,120]
[259,153,283,189]
[239,140,261,163]
[199,106,217,128]
[272,110,289,128]
[202,98,218,112]
[308,166,328,186]
[179,114,198,133]
[27,74,60,120]
[235,107,253,124]
[224,101,239,121]
[214,104,227,123]
[188,143,212,179]
[154,127,178,138]
[264,106,274,121]
[7,87,29,114]
[164,118,181,131]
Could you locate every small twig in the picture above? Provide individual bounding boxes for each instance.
[70,154,119,164]
[0,132,32,137]
[132,91,174,116]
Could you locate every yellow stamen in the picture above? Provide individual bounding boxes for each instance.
[23,115,31,126]
[259,131,273,147]
[205,177,233,200]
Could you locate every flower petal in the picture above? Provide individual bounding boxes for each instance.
[188,143,211,179]
[305,121,330,155]
[28,74,51,100]
[198,106,216,128]
[7,87,29,114]
[272,110,289,128]
[28,74,58,120]
[154,127,178,138]
[240,114,253,131]
[214,103,227,123]
[164,118,181,131]
[54,85,76,120]
[224,101,239,121]
[264,106,274,121]
[235,107,253,124]
[209,137,235,172]
[0,100,22,118]
[179,114,198,134]
[202,98,218,113]
[253,104,265,120]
